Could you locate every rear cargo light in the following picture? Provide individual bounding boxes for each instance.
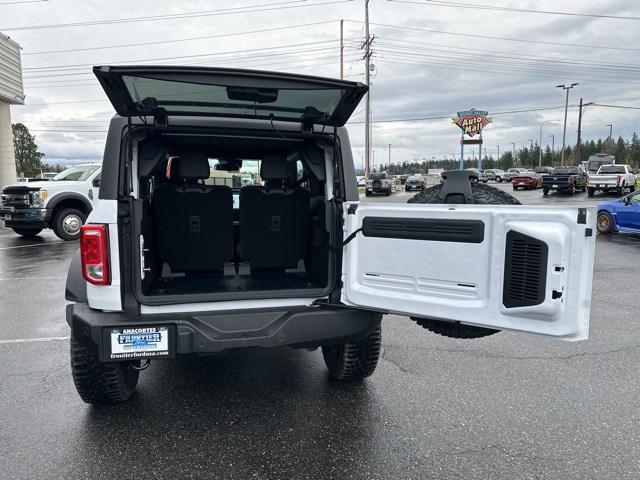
[80,224,110,285]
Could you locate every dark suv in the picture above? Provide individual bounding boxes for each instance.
[365,173,392,196]
[64,66,595,404]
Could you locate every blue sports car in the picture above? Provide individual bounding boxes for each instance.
[596,191,640,234]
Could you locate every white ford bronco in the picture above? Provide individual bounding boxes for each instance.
[65,66,596,404]
[0,164,101,240]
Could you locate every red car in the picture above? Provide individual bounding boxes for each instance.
[512,172,543,190]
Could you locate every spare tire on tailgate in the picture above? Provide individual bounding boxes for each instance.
[407,182,521,339]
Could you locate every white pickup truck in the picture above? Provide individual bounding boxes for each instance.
[587,164,636,197]
[0,164,101,240]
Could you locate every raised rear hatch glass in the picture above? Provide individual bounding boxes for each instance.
[93,65,367,127]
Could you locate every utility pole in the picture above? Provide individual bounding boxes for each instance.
[557,83,578,164]
[576,98,584,166]
[339,19,344,80]
[496,145,500,163]
[606,123,613,142]
[511,143,516,166]
[363,0,372,179]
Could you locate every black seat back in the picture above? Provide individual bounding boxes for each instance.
[240,155,310,270]
[153,152,233,273]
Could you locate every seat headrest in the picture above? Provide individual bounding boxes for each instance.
[260,154,291,182]
[175,152,210,180]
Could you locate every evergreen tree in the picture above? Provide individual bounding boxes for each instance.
[12,123,45,177]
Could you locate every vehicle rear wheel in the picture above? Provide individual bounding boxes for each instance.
[407,182,520,338]
[618,186,624,196]
[52,208,86,241]
[496,176,502,182]
[70,336,140,405]
[543,186,550,195]
[596,211,614,234]
[588,187,595,197]
[386,188,391,196]
[12,227,43,238]
[630,183,636,193]
[322,323,381,380]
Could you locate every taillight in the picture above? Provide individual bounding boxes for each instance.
[616,175,621,186]
[80,224,110,285]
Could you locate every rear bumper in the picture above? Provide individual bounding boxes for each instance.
[67,302,382,362]
[0,207,51,229]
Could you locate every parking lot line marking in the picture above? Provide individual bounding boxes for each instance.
[0,242,67,250]
[0,336,70,345]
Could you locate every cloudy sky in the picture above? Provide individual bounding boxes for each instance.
[3,0,640,170]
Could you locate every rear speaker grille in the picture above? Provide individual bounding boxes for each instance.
[503,231,548,308]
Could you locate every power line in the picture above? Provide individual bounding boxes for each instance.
[374,56,640,85]
[19,102,640,130]
[593,103,640,110]
[343,20,640,53]
[388,0,640,21]
[0,0,48,4]
[22,40,356,73]
[2,0,352,31]
[375,37,640,72]
[22,20,339,56]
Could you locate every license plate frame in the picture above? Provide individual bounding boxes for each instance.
[103,325,175,362]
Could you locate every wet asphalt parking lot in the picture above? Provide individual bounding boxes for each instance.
[1,184,639,480]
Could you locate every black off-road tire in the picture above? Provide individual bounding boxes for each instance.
[408,180,521,207]
[12,227,43,238]
[407,182,520,339]
[322,324,382,380]
[588,187,595,197]
[543,186,550,196]
[71,336,140,405]
[52,208,86,241]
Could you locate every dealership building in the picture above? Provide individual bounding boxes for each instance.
[0,32,24,189]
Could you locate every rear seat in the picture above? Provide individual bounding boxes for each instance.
[240,154,310,271]
[153,151,233,273]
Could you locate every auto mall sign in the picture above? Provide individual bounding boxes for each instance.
[452,109,492,137]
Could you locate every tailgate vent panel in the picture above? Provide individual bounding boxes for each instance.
[503,231,548,308]
[362,217,484,243]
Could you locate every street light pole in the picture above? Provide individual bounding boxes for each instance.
[556,83,578,164]
[606,124,613,142]
[388,143,391,168]
[511,142,516,166]
[496,145,500,164]
[538,120,559,167]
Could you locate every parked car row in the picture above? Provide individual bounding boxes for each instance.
[363,173,427,195]
[479,168,548,183]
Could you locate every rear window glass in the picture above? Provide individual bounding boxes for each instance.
[553,167,579,175]
[52,165,99,181]
[122,76,345,122]
[598,166,625,174]
[368,173,387,179]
